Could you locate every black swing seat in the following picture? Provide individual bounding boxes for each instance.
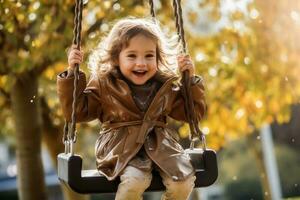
[57,149,218,194]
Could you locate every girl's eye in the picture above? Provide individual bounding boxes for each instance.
[127,54,136,58]
[146,54,155,58]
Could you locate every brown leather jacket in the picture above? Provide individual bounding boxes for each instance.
[57,69,206,181]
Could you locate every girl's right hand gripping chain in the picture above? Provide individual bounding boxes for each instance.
[67,44,84,76]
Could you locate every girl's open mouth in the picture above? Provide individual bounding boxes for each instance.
[132,71,147,77]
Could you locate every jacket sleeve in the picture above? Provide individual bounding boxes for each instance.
[57,70,102,123]
[169,75,206,123]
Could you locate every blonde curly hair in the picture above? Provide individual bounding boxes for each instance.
[88,17,180,77]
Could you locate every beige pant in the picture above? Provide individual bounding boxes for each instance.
[115,166,195,200]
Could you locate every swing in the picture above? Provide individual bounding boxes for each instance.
[57,0,218,194]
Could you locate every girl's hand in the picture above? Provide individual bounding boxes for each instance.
[177,54,195,77]
[67,44,84,70]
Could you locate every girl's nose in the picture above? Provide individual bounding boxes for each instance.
[136,59,146,67]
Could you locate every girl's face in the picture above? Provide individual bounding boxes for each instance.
[118,34,158,85]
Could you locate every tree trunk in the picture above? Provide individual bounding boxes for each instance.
[248,133,272,200]
[40,97,90,200]
[11,72,47,200]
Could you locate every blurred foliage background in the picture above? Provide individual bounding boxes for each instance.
[0,0,300,200]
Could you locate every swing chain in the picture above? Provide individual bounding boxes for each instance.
[149,0,156,18]
[62,0,83,154]
[172,0,206,150]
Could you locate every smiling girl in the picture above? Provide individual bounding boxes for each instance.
[57,17,206,200]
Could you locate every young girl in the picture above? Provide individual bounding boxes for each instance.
[57,18,206,200]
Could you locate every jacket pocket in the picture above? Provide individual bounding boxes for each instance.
[96,130,115,156]
[103,130,118,154]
